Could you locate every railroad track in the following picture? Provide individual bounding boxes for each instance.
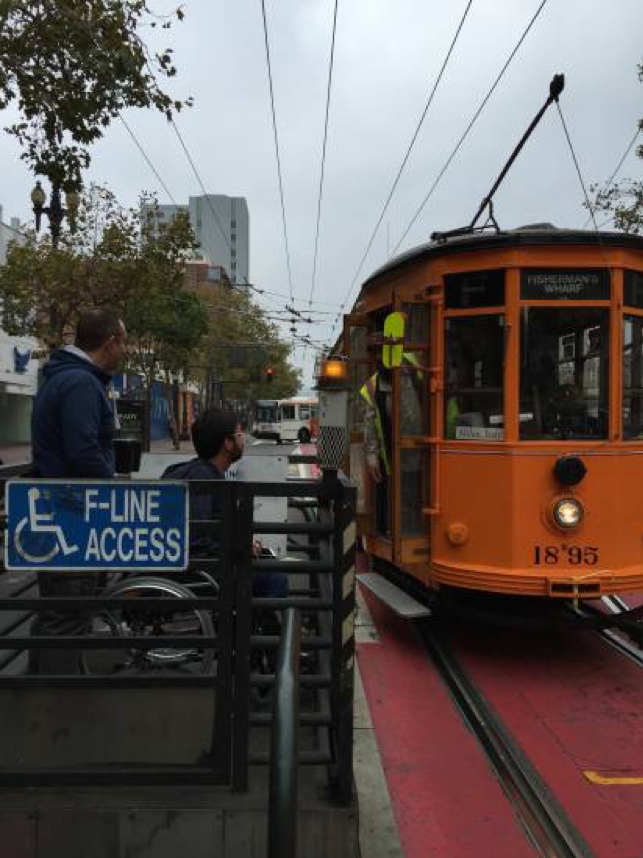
[418,621,594,858]
[572,596,643,669]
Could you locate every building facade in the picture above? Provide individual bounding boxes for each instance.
[152,194,249,286]
[0,208,39,447]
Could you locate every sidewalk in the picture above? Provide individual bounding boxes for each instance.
[0,437,194,467]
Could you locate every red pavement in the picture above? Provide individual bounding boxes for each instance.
[449,621,643,856]
[357,583,535,857]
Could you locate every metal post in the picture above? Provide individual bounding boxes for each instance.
[232,482,254,791]
[268,607,301,858]
[330,477,357,805]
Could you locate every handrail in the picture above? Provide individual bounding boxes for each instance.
[268,607,301,858]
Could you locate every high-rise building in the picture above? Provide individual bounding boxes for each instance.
[150,194,249,286]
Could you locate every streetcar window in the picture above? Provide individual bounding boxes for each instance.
[281,405,296,420]
[624,270,643,309]
[402,303,429,344]
[444,270,504,309]
[400,365,428,436]
[401,450,426,535]
[349,325,368,359]
[520,308,609,440]
[444,316,504,440]
[623,316,643,439]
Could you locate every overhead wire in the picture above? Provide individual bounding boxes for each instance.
[120,116,178,205]
[343,0,474,309]
[556,103,601,233]
[581,126,641,229]
[330,0,548,339]
[260,0,296,305]
[308,0,340,309]
[391,0,549,257]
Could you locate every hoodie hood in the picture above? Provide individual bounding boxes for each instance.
[42,348,112,387]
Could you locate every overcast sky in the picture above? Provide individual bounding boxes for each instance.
[1,0,641,386]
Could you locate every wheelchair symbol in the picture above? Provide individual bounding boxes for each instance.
[14,488,79,563]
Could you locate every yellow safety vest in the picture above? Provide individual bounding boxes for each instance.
[359,352,422,476]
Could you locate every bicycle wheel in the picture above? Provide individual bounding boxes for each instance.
[83,576,216,675]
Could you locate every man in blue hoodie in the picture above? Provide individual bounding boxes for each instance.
[30,308,127,673]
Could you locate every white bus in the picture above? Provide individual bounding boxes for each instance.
[277,397,318,444]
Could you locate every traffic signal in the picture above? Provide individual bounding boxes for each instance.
[266,366,275,383]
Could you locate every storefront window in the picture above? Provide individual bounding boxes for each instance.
[444,316,504,440]
[623,316,643,440]
[520,308,609,440]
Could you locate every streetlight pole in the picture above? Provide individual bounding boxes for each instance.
[30,180,79,249]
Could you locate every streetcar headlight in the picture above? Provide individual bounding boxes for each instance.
[552,498,583,529]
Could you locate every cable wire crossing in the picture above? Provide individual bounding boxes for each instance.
[309,0,340,309]
[391,0,549,258]
[261,0,295,305]
[331,0,548,340]
[344,0,475,309]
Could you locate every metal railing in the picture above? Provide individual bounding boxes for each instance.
[0,466,357,806]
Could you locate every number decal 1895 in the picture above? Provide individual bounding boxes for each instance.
[533,546,599,566]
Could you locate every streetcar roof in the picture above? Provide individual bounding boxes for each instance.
[361,225,643,291]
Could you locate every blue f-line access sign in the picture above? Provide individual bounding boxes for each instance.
[4,480,189,572]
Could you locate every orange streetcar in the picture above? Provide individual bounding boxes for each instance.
[339,225,643,601]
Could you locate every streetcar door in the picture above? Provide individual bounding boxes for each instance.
[343,313,376,538]
[391,298,432,569]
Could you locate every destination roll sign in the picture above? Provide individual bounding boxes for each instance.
[4,480,188,572]
[521,269,610,301]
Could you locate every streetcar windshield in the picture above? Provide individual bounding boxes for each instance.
[520,308,609,440]
[444,315,504,440]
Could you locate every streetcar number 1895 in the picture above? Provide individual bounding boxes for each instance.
[533,546,599,565]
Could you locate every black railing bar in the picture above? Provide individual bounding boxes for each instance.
[287,455,318,465]
[0,770,225,787]
[252,673,331,688]
[0,675,222,688]
[0,598,221,610]
[287,544,317,557]
[287,498,319,509]
[251,635,330,651]
[1,636,219,649]
[252,559,333,574]
[243,482,334,499]
[250,750,331,766]
[252,709,331,728]
[251,598,332,610]
[252,522,332,535]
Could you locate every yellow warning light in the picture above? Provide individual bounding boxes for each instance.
[322,359,347,379]
[317,358,349,389]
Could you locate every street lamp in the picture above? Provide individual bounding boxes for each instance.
[30,180,80,248]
